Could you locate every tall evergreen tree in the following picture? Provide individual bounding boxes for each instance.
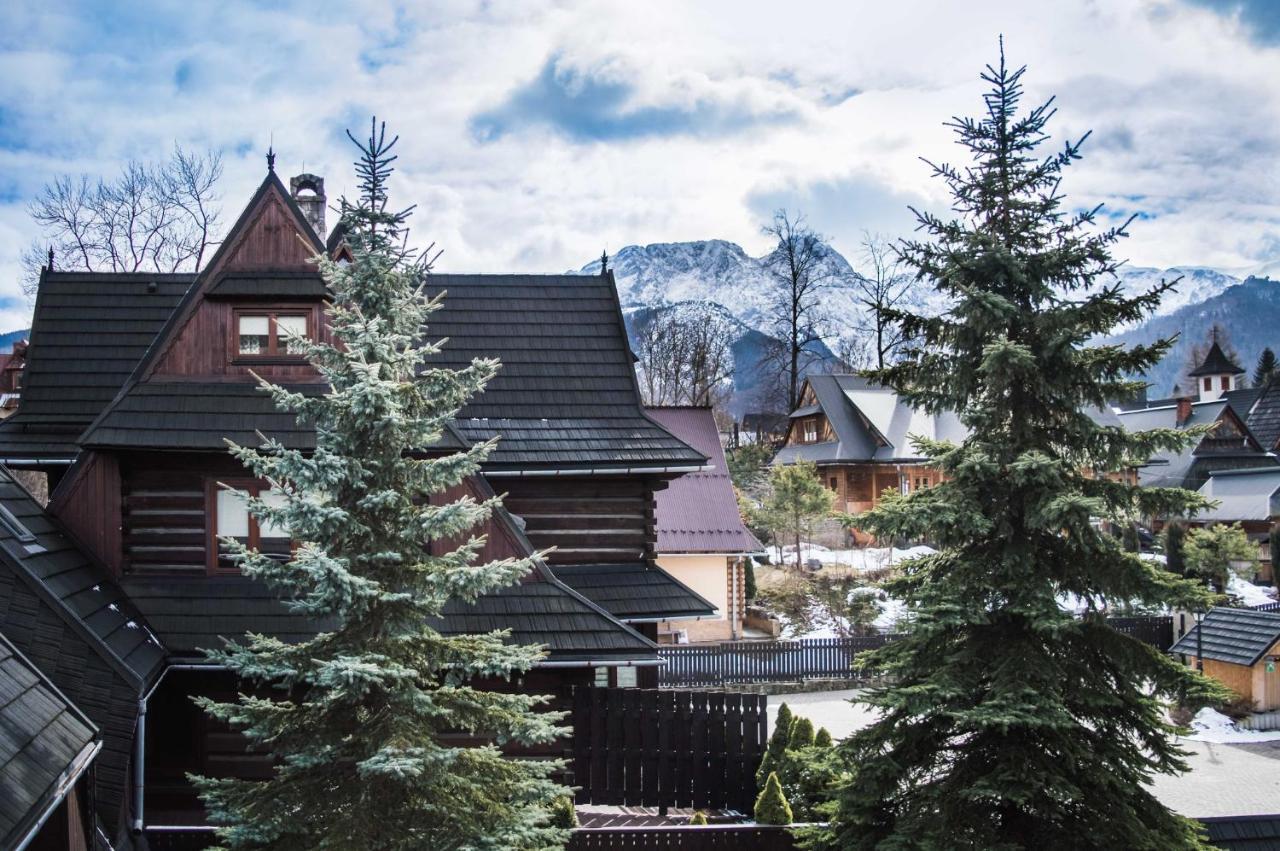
[191,121,570,850]
[815,48,1227,850]
[1254,347,1277,388]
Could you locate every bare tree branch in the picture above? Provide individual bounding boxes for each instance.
[24,145,224,295]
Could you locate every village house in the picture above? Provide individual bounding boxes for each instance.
[1117,342,1278,492]
[0,158,721,846]
[1171,607,1280,712]
[646,406,762,643]
[772,374,965,535]
[1193,467,1280,582]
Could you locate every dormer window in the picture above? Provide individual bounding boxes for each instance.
[234,310,311,359]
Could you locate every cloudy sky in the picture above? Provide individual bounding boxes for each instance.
[1,0,1278,332]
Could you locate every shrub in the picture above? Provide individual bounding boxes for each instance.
[790,717,816,749]
[688,811,708,826]
[814,727,833,748]
[757,703,793,784]
[1221,694,1254,720]
[754,772,793,825]
[548,796,578,829]
[744,558,758,601]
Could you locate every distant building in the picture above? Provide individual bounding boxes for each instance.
[1171,608,1280,712]
[0,339,26,418]
[647,406,762,642]
[1117,342,1279,491]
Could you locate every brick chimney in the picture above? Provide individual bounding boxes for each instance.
[289,173,326,238]
[1176,396,1192,426]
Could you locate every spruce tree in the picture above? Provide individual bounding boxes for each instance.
[757,703,794,785]
[1165,520,1187,577]
[191,121,570,850]
[816,48,1227,850]
[754,772,794,826]
[1255,347,1277,388]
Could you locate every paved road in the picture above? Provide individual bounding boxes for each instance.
[767,689,1280,818]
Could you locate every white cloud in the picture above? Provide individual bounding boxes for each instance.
[0,0,1278,332]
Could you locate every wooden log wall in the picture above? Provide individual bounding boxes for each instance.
[122,467,208,576]
[501,477,659,565]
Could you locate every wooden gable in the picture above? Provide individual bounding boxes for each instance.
[1200,406,1263,454]
[145,172,330,381]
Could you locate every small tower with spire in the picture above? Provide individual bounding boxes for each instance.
[1188,333,1246,402]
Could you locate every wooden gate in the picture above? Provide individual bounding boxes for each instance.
[570,687,767,813]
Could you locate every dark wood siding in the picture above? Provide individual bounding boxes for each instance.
[122,468,207,576]
[432,479,530,563]
[50,451,122,575]
[502,477,659,565]
[151,299,329,379]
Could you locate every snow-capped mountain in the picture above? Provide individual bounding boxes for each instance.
[572,240,1278,407]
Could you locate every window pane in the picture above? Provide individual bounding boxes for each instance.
[216,489,251,537]
[238,316,270,354]
[276,315,308,354]
[258,488,289,540]
[615,666,637,688]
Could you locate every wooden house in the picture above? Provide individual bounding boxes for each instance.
[772,374,966,535]
[646,406,762,643]
[1193,467,1280,582]
[1171,607,1280,712]
[0,159,715,844]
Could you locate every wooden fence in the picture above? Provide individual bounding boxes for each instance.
[660,617,1175,688]
[658,636,897,688]
[568,825,800,850]
[570,687,766,813]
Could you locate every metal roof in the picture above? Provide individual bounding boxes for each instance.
[1196,467,1280,522]
[1169,607,1280,666]
[0,629,99,851]
[774,374,966,466]
[646,407,761,555]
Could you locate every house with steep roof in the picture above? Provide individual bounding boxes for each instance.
[1171,607,1280,712]
[646,406,762,642]
[1117,343,1278,492]
[772,374,966,539]
[0,157,716,843]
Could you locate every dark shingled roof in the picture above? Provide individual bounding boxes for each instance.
[1202,815,1280,850]
[1228,378,1280,453]
[0,630,99,851]
[0,272,191,460]
[424,274,706,471]
[1169,607,1280,666]
[207,269,328,299]
[550,563,718,621]
[646,407,762,555]
[0,468,163,685]
[1189,341,1246,377]
[124,568,657,664]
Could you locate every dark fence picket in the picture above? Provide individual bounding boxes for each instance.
[567,824,803,850]
[659,617,1175,687]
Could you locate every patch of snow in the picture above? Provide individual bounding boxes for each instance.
[1229,575,1277,608]
[775,543,935,572]
[1184,708,1280,743]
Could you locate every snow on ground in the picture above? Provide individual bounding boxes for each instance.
[775,543,935,572]
[1229,574,1277,607]
[1184,708,1280,743]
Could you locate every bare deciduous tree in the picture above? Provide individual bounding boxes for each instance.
[634,303,736,406]
[759,210,836,412]
[22,145,224,295]
[847,232,920,370]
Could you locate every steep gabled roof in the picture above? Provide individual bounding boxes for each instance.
[0,629,99,851]
[0,272,191,461]
[1228,377,1280,453]
[1170,607,1280,666]
[1189,341,1246,377]
[646,406,761,554]
[1196,467,1280,522]
[423,273,706,471]
[774,374,966,466]
[1116,399,1278,489]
